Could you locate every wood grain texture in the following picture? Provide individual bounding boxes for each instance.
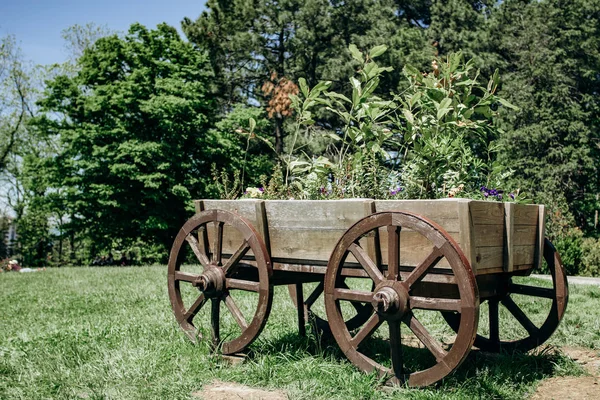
[265,199,371,261]
[375,199,462,232]
[504,202,515,273]
[194,199,543,275]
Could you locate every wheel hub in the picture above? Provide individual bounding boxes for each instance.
[193,266,225,297]
[371,281,409,320]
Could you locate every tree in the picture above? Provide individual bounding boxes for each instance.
[491,0,600,234]
[182,0,433,156]
[61,23,115,61]
[0,35,32,171]
[34,23,223,260]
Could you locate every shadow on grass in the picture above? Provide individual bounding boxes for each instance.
[243,328,580,394]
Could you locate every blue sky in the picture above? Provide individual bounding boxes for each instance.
[0,0,206,65]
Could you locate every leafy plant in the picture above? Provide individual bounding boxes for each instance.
[395,52,519,199]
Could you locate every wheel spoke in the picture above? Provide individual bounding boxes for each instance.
[333,288,373,303]
[175,271,200,283]
[350,313,383,347]
[489,300,499,344]
[349,243,384,284]
[224,294,248,330]
[198,225,211,258]
[185,234,211,267]
[509,283,554,299]
[222,240,251,275]
[226,278,260,292]
[339,280,372,315]
[389,321,403,379]
[212,222,224,266]
[387,225,400,280]
[404,313,447,361]
[403,246,444,288]
[211,298,220,347]
[181,293,206,323]
[502,296,539,336]
[305,281,324,307]
[410,296,462,312]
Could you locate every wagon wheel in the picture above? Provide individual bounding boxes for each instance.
[288,280,374,335]
[442,238,568,353]
[324,212,479,387]
[167,210,273,355]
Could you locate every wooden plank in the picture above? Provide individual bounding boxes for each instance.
[203,199,262,229]
[202,200,262,257]
[534,205,546,270]
[472,263,534,276]
[504,202,515,273]
[514,245,536,266]
[363,200,381,268]
[254,200,271,255]
[472,225,504,248]
[474,247,504,271]
[377,229,457,269]
[195,200,209,255]
[265,200,368,261]
[513,204,540,226]
[264,199,369,229]
[375,199,461,232]
[470,201,504,225]
[458,200,476,273]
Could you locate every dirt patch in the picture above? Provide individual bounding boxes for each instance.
[532,347,600,399]
[561,346,600,375]
[531,376,600,400]
[193,381,288,400]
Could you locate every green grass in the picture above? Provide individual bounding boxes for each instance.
[1,267,599,399]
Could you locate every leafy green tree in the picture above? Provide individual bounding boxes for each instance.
[34,23,222,260]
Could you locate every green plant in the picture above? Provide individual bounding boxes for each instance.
[551,228,584,276]
[580,237,600,277]
[395,52,519,199]
[211,164,243,200]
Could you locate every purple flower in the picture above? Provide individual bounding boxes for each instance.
[390,186,403,196]
[510,193,515,200]
[258,187,264,193]
[497,194,503,200]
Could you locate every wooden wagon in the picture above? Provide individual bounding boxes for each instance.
[167,199,568,387]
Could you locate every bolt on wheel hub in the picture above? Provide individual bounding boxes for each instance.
[193,266,225,297]
[371,281,409,320]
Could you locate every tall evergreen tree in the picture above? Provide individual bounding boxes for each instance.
[492,0,600,233]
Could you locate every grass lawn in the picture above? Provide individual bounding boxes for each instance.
[1,266,599,399]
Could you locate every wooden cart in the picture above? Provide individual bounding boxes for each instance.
[167,199,568,387]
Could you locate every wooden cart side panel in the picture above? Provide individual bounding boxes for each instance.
[374,199,463,269]
[200,199,265,257]
[470,201,540,275]
[512,203,540,271]
[264,199,372,262]
[375,200,462,232]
